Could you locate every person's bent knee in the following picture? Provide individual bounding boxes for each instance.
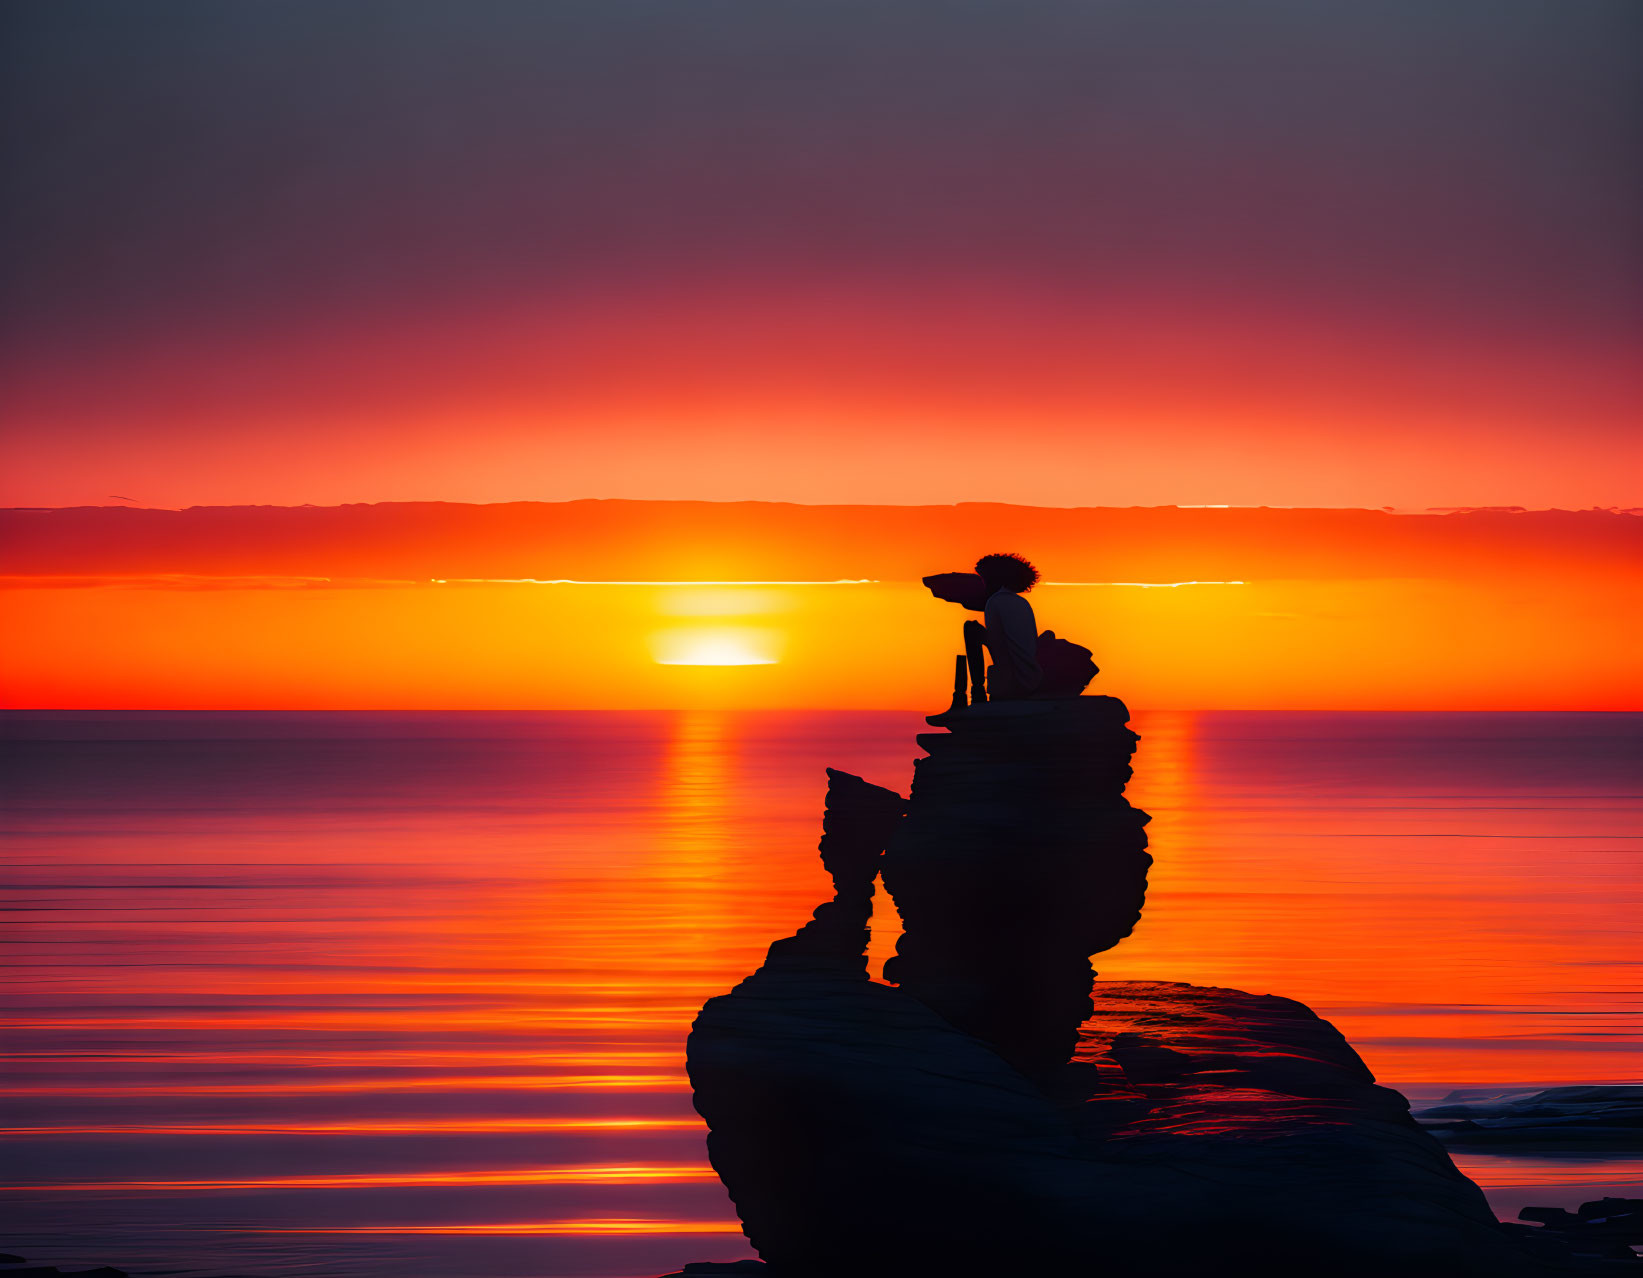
[963,619,985,636]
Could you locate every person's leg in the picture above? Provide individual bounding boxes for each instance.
[927,653,971,725]
[963,620,988,704]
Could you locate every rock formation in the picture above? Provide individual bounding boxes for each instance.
[881,696,1149,1075]
[1417,1086,1643,1149]
[1507,1198,1643,1265]
[681,697,1606,1276]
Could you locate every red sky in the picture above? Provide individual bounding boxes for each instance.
[3,2,1640,511]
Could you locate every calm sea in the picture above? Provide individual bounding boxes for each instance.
[3,710,1639,1277]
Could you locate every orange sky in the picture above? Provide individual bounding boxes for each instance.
[3,503,1637,710]
[7,576,1635,712]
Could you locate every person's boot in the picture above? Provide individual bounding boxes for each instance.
[927,655,969,725]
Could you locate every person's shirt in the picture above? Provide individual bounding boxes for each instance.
[983,590,1042,690]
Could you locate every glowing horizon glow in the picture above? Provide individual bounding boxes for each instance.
[656,587,793,617]
[3,504,1636,711]
[0,1074,689,1097]
[436,578,877,586]
[1044,581,1247,588]
[4,569,1636,709]
[242,1220,747,1235]
[5,574,1247,590]
[0,1118,704,1137]
[2,1164,718,1193]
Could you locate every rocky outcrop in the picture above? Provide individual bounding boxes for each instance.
[882,696,1149,1074]
[1417,1086,1643,1149]
[682,697,1589,1276]
[1508,1199,1643,1265]
[1059,980,1535,1274]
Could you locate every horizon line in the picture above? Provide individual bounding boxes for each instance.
[6,500,1638,516]
[3,706,1636,715]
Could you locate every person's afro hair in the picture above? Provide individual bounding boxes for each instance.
[975,552,1041,593]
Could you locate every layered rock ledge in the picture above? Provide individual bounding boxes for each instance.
[680,697,1612,1276]
[686,973,1549,1275]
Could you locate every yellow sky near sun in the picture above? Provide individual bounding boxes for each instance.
[3,577,1636,709]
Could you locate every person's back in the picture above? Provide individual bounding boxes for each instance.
[983,586,1041,697]
[965,552,1043,701]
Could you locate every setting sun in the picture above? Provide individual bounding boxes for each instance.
[650,626,782,666]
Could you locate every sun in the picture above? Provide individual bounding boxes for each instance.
[650,626,781,666]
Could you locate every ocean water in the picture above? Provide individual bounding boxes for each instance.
[3,709,1639,1277]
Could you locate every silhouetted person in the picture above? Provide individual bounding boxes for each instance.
[925,555,1099,718]
[950,552,1041,706]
